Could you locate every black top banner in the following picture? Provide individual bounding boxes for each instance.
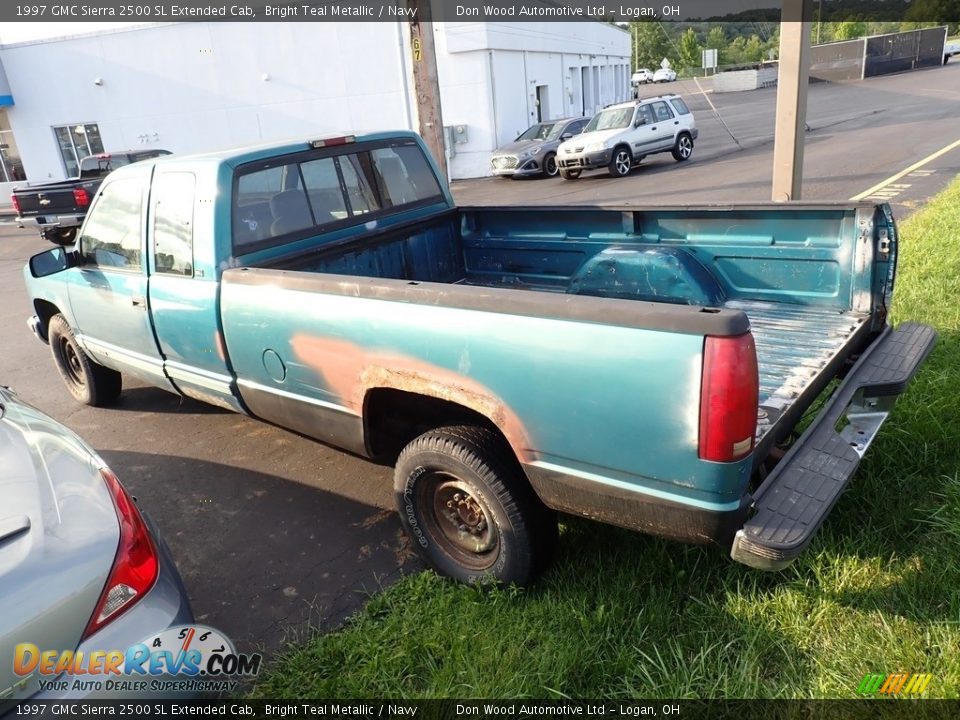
[3,1,960,25]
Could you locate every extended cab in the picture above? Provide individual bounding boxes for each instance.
[12,149,171,245]
[558,96,696,179]
[24,131,935,585]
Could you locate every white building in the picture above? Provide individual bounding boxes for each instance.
[0,21,630,201]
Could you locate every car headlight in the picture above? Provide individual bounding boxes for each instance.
[585,142,607,153]
[520,146,544,159]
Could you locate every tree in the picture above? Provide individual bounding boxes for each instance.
[631,21,671,70]
[833,21,867,40]
[744,34,766,61]
[905,0,960,35]
[726,36,749,65]
[706,25,727,62]
[678,27,702,71]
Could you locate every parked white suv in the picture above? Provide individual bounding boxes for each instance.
[557,95,697,179]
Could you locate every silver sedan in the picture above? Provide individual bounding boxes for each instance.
[490,117,590,178]
[0,385,193,704]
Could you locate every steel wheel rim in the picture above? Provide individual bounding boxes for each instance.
[615,152,630,175]
[418,471,498,570]
[59,337,84,387]
[679,137,693,158]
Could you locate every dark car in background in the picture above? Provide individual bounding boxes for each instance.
[490,117,589,178]
[11,149,171,245]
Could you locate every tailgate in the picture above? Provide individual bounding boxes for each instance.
[14,188,78,216]
[731,321,936,570]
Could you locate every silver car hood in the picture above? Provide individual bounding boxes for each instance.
[0,389,118,701]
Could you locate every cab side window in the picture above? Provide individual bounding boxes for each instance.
[152,172,196,276]
[651,101,675,123]
[80,178,143,271]
[636,105,655,126]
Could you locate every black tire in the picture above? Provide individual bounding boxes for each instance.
[394,425,557,586]
[608,146,633,177]
[543,152,559,178]
[559,168,581,180]
[43,227,78,246]
[48,314,122,406]
[672,132,694,162]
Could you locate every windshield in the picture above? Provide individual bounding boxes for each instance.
[585,108,634,132]
[515,123,559,142]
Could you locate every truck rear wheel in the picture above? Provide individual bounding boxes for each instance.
[49,314,122,406]
[394,425,557,586]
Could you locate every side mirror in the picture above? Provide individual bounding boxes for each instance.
[29,246,79,278]
[560,133,573,141]
[634,118,646,127]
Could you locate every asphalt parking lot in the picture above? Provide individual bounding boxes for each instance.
[2,61,959,658]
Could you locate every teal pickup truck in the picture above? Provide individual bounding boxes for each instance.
[24,131,935,585]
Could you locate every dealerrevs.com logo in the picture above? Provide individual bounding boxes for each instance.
[857,672,933,697]
[14,625,261,694]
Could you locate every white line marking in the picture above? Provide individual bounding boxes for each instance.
[850,138,960,201]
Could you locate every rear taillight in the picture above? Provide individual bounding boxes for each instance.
[82,468,159,640]
[73,188,90,208]
[698,332,759,463]
[11,194,21,215]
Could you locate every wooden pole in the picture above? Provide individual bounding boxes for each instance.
[772,0,813,201]
[407,0,448,180]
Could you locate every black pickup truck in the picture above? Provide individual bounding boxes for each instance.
[11,149,171,245]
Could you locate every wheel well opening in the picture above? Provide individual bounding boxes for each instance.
[34,300,61,336]
[364,388,509,464]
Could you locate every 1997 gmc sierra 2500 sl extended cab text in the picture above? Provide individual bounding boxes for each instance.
[24,131,935,585]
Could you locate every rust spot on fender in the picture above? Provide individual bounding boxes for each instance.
[290,334,534,461]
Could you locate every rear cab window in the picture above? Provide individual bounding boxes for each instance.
[232,140,443,253]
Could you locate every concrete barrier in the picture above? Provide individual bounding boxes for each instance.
[713,66,778,93]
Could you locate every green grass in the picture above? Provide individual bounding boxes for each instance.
[252,180,960,699]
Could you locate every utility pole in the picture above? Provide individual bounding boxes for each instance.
[772,0,813,201]
[407,0,447,180]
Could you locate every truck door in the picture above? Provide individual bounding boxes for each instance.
[66,166,174,391]
[147,169,245,412]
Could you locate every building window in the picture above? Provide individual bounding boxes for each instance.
[53,123,104,177]
[0,109,26,182]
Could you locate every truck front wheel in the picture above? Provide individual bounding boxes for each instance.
[394,425,557,586]
[49,314,122,406]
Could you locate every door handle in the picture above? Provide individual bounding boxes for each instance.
[675,120,679,125]
[651,126,657,130]
[131,296,146,309]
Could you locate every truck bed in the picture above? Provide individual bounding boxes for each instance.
[255,203,887,463]
[727,300,870,447]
